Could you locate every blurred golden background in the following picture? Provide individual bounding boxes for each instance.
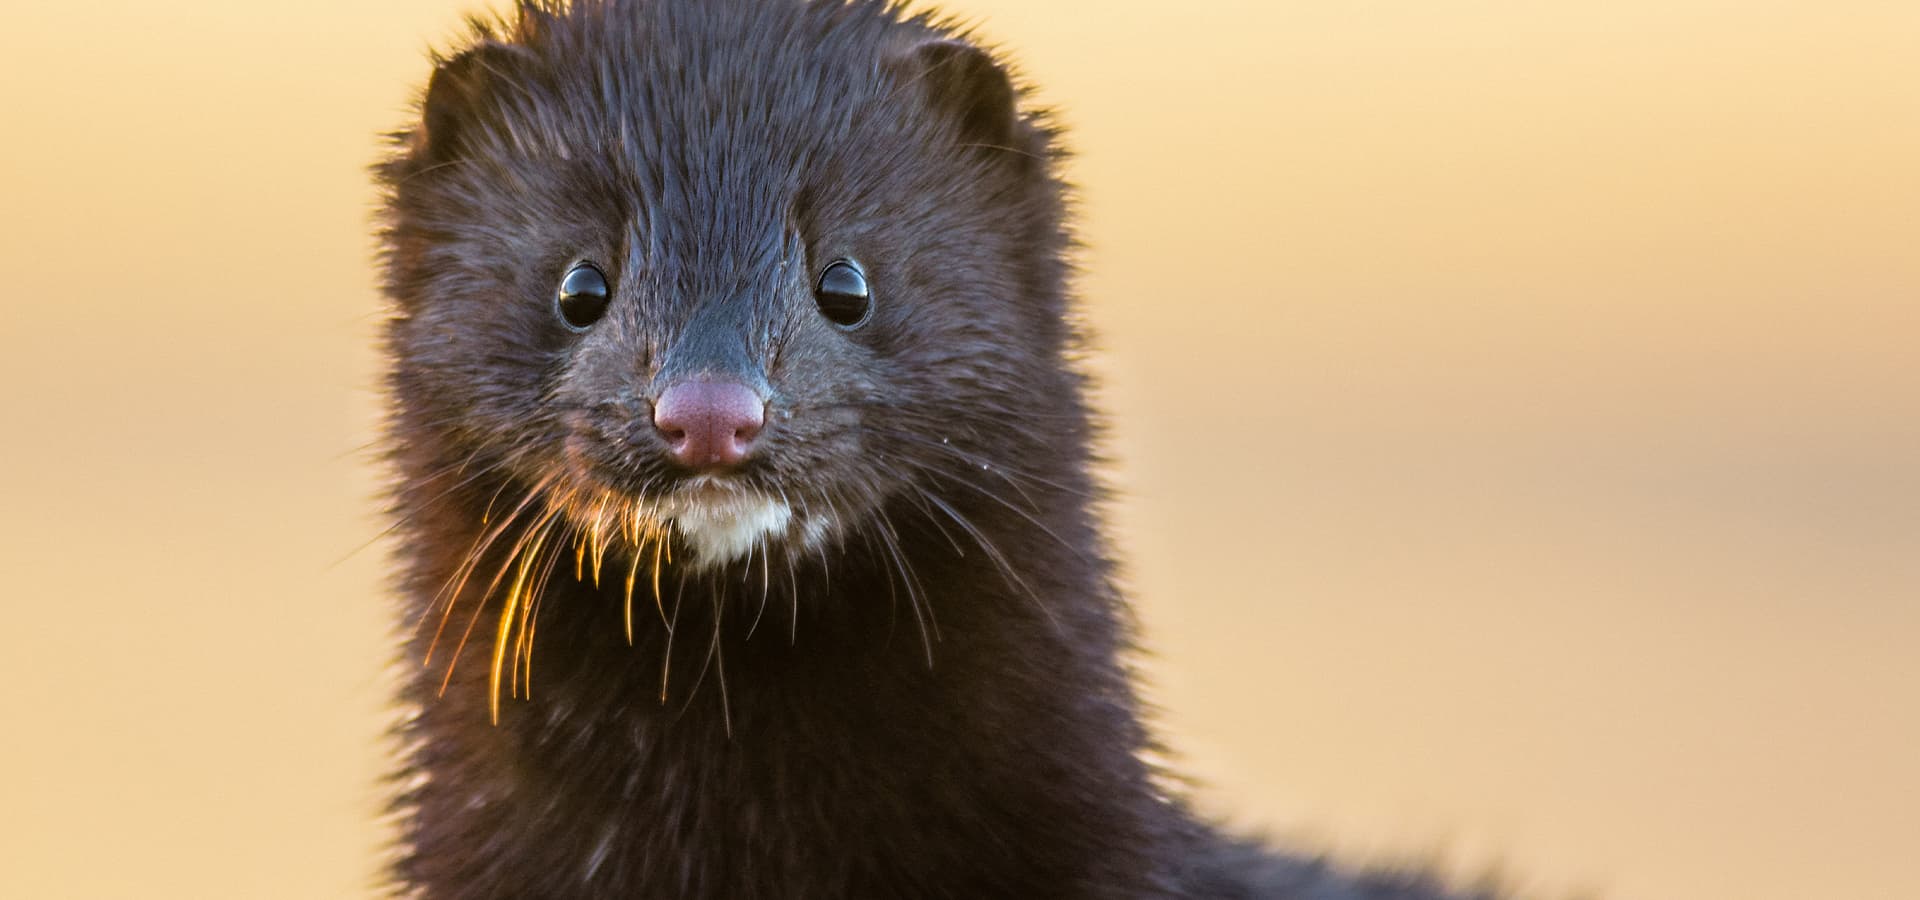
[1,1,1914,897]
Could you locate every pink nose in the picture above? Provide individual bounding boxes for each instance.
[652,379,765,469]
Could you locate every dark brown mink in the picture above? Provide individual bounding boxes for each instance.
[374,1,1502,898]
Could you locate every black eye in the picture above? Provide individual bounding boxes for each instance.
[556,262,611,330]
[814,259,872,328]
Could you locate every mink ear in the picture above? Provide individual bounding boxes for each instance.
[903,39,1021,153]
[415,41,529,163]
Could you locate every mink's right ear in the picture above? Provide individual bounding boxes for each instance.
[412,41,529,164]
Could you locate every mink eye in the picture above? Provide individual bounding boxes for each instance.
[813,259,872,328]
[555,262,611,330]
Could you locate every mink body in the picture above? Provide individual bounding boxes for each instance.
[376,2,1491,898]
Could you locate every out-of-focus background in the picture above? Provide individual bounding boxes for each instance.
[1,1,1914,897]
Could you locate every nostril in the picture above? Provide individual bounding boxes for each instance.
[651,379,766,468]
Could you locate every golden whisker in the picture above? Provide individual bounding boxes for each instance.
[522,490,584,690]
[589,491,613,586]
[590,525,606,587]
[515,523,568,700]
[439,501,564,697]
[651,525,669,624]
[510,536,546,698]
[521,585,548,696]
[421,473,557,666]
[518,611,536,696]
[429,481,697,722]
[420,481,541,651]
[490,521,554,724]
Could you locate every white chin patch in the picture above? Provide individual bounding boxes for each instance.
[659,484,793,567]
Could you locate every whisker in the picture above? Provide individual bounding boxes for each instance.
[910,483,1061,634]
[421,472,557,666]
[588,491,613,585]
[514,509,574,701]
[872,511,935,666]
[782,525,800,646]
[713,599,733,738]
[745,535,772,641]
[623,538,643,645]
[676,587,730,730]
[871,425,1094,500]
[439,500,564,697]
[659,574,687,702]
[486,517,556,724]
[651,524,671,626]
[888,451,1089,564]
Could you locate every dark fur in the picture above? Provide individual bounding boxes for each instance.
[375,2,1500,897]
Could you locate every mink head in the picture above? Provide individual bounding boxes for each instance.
[377,0,1080,571]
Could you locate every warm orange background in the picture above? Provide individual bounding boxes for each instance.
[2,2,1914,898]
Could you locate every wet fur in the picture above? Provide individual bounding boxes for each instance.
[375,1,1502,897]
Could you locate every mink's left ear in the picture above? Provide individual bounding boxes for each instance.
[900,39,1023,153]
[414,40,533,165]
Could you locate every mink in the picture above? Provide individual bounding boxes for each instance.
[374,1,1500,897]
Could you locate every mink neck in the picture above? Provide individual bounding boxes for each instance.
[395,459,1173,894]
[400,470,1134,746]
